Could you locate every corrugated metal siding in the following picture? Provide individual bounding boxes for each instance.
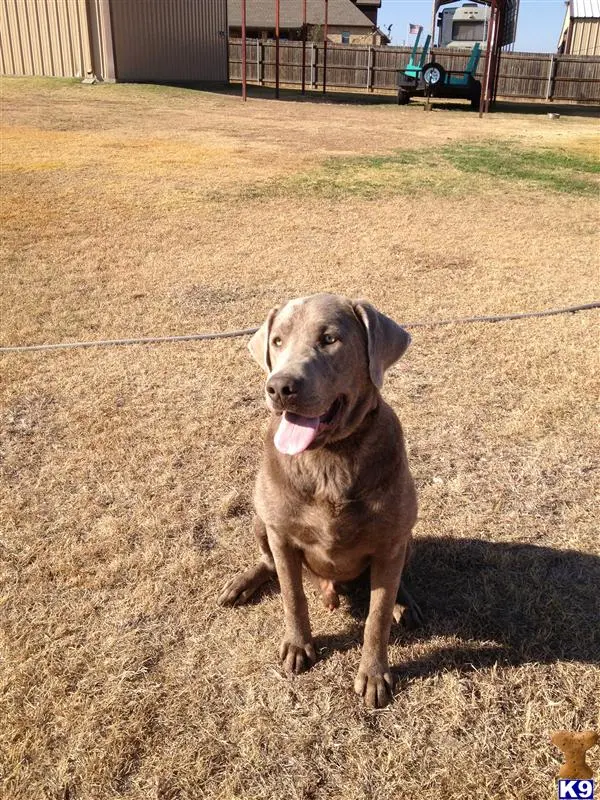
[0,0,92,77]
[86,0,115,80]
[109,0,228,82]
[571,0,600,19]
[570,18,600,54]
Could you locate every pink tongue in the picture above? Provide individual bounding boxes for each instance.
[274,412,320,455]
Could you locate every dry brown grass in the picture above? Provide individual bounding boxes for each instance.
[1,78,599,800]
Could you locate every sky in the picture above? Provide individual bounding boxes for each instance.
[377,0,568,53]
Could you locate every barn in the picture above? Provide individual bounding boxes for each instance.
[0,0,229,83]
[558,0,600,56]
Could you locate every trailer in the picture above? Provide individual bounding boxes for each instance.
[438,3,490,49]
[397,31,482,110]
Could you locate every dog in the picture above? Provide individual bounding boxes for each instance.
[218,293,419,708]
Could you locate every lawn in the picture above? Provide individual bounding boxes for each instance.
[1,79,599,800]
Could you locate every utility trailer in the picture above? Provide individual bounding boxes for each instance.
[397,31,482,110]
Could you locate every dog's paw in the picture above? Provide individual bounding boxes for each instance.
[279,639,317,674]
[217,563,274,607]
[218,572,263,607]
[354,667,395,708]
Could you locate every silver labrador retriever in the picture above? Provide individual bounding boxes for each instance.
[219,293,419,708]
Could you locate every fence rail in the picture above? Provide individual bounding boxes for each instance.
[229,39,600,104]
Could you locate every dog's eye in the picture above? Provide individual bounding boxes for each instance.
[322,333,338,346]
[272,336,282,347]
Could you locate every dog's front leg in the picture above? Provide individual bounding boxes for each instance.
[267,530,316,675]
[355,541,408,708]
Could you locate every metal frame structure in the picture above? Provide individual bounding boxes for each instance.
[431,0,520,114]
[239,0,519,113]
[240,0,333,100]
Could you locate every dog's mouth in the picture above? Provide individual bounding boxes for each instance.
[274,396,344,456]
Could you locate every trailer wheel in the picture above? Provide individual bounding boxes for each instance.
[397,90,410,105]
[422,62,446,88]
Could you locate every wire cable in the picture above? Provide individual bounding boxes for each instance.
[0,301,598,355]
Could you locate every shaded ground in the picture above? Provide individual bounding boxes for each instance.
[1,78,599,800]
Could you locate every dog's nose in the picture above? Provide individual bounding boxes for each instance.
[266,374,302,404]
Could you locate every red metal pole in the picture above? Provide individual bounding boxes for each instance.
[486,0,499,113]
[491,1,504,107]
[275,0,280,99]
[479,0,495,116]
[323,0,328,94]
[301,0,307,95]
[241,0,247,101]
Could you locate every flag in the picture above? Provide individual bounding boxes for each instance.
[408,23,423,36]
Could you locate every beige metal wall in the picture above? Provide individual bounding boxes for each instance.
[87,0,115,80]
[109,0,228,82]
[569,19,600,56]
[0,0,93,77]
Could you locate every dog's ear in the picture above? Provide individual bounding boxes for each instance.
[353,300,411,389]
[248,306,279,373]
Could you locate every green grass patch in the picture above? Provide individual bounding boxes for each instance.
[243,141,599,201]
[0,76,82,90]
[443,142,600,195]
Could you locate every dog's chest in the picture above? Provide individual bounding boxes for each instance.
[288,459,375,542]
[294,456,354,506]
[291,490,375,579]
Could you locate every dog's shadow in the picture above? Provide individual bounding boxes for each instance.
[314,536,600,679]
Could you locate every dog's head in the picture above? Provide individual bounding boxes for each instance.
[248,294,411,454]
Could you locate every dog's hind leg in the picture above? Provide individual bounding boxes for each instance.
[393,580,424,629]
[218,516,277,606]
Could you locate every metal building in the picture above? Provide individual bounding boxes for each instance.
[559,0,600,55]
[0,0,229,83]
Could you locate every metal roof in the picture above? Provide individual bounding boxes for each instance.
[570,0,600,17]
[228,0,376,28]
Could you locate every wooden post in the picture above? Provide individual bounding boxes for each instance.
[275,0,280,99]
[241,0,247,101]
[301,0,307,94]
[323,0,328,94]
[256,39,260,86]
[371,46,376,91]
[367,45,372,90]
[545,54,556,101]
